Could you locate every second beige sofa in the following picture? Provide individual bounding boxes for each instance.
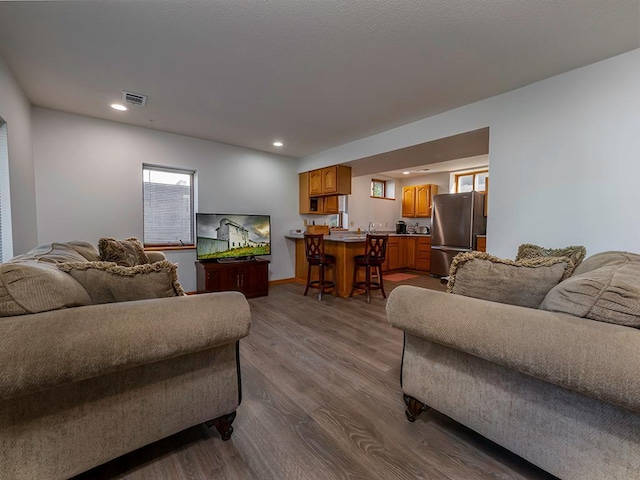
[0,241,251,480]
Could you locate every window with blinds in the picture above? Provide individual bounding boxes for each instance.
[0,121,12,262]
[143,165,195,246]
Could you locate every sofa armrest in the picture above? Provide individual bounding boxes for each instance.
[146,251,166,263]
[387,285,640,413]
[0,292,250,400]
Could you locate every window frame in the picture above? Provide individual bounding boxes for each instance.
[0,120,12,262]
[142,164,196,249]
[370,178,387,199]
[454,169,489,193]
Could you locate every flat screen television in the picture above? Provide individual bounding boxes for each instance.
[196,213,271,261]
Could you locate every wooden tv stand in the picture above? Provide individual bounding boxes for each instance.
[195,258,269,298]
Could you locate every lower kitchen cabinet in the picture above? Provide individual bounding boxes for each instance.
[401,237,417,269]
[477,236,486,252]
[385,237,400,271]
[416,237,431,272]
[383,235,430,272]
[196,259,269,298]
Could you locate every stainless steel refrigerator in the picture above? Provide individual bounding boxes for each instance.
[431,191,486,277]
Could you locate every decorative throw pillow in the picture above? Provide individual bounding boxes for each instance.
[98,237,150,267]
[515,243,586,276]
[540,253,640,327]
[0,261,91,316]
[447,251,573,309]
[7,241,98,265]
[58,260,185,305]
[572,251,640,277]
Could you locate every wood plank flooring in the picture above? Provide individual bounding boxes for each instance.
[74,274,555,480]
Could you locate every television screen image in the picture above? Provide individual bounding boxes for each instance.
[196,213,271,261]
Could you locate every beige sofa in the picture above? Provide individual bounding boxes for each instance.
[387,250,640,480]
[0,241,251,480]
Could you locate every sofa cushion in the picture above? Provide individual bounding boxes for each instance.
[98,237,150,267]
[515,243,586,276]
[0,261,92,316]
[541,253,640,327]
[8,241,99,264]
[58,260,185,304]
[572,251,640,276]
[448,251,573,308]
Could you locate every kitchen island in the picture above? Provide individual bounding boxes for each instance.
[285,233,432,298]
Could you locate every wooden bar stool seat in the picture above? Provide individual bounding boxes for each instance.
[303,233,336,301]
[350,234,388,303]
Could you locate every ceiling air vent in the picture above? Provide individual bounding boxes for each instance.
[122,91,148,107]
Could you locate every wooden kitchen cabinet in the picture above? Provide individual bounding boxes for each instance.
[476,236,486,252]
[383,235,428,272]
[383,237,400,272]
[308,165,352,197]
[401,237,417,269]
[308,170,323,196]
[322,166,338,194]
[322,194,339,214]
[416,184,438,217]
[401,187,416,217]
[402,184,438,218]
[300,172,340,214]
[196,259,269,298]
[416,236,431,272]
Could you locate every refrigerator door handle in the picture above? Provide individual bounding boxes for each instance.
[431,246,472,253]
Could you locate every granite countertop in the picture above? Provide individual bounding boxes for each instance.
[285,232,431,243]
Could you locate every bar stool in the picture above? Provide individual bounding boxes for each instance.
[303,233,336,301]
[350,234,388,303]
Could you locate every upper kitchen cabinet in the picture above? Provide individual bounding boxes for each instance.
[299,171,343,214]
[308,169,323,196]
[401,186,415,217]
[402,184,438,218]
[308,165,352,196]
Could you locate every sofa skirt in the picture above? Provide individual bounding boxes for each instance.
[402,334,640,480]
[0,343,241,480]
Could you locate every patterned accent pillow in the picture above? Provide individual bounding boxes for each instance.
[540,253,640,327]
[447,251,573,309]
[58,260,185,305]
[98,237,150,267]
[515,244,586,276]
[0,261,91,316]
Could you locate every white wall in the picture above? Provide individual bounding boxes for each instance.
[32,108,300,291]
[0,56,38,254]
[348,175,399,232]
[301,48,640,258]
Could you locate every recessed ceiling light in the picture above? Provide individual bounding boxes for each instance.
[402,171,410,175]
[110,103,128,111]
[273,141,283,147]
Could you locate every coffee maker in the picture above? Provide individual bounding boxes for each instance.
[396,221,407,234]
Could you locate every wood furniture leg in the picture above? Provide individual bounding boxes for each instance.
[206,411,237,441]
[378,266,386,298]
[304,264,311,296]
[403,394,430,422]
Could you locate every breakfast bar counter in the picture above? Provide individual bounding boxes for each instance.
[285,233,431,298]
[285,234,367,298]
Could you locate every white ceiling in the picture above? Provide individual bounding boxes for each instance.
[0,1,638,159]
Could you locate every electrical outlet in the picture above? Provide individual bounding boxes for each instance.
[385,222,388,227]
[350,221,354,227]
